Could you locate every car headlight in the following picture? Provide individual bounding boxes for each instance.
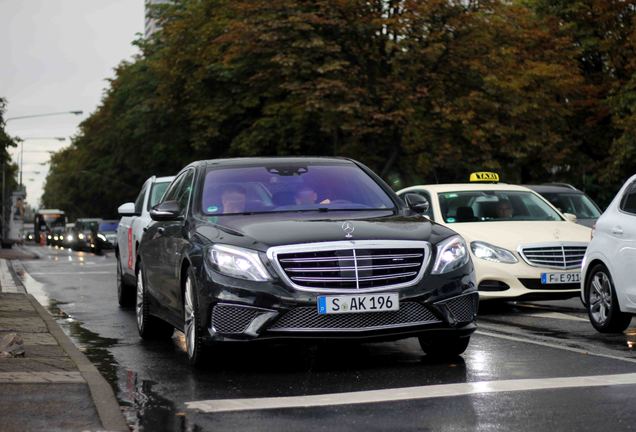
[431,235,470,274]
[78,233,84,240]
[208,244,271,281]
[67,235,73,241]
[97,234,106,241]
[470,241,518,264]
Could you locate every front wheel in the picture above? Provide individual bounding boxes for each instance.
[586,264,631,333]
[136,264,174,339]
[418,336,470,359]
[184,269,208,367]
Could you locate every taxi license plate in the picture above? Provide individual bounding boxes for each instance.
[541,272,581,284]
[317,293,399,315]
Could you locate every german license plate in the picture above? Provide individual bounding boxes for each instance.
[317,293,399,315]
[541,272,581,284]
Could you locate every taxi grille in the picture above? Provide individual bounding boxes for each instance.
[519,244,587,269]
[276,247,427,291]
[267,302,440,332]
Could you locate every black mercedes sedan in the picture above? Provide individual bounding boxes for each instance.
[137,157,477,366]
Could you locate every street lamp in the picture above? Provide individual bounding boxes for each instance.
[5,110,83,123]
[15,137,66,187]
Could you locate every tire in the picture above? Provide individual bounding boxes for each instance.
[586,264,632,333]
[418,336,470,359]
[136,263,174,339]
[183,268,208,367]
[116,256,135,307]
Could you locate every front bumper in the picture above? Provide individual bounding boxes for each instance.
[196,263,478,343]
[474,259,580,301]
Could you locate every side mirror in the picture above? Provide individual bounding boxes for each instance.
[150,200,182,221]
[563,212,577,223]
[404,193,430,214]
[118,202,139,217]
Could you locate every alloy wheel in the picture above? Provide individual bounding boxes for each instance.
[589,271,612,325]
[184,276,196,359]
[136,269,144,331]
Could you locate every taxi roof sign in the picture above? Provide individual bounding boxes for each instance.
[470,172,500,183]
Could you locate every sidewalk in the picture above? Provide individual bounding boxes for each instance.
[0,254,128,431]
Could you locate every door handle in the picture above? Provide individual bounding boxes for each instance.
[612,226,624,235]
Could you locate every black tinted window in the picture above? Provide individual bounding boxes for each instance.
[134,183,147,215]
[176,171,195,211]
[620,182,636,214]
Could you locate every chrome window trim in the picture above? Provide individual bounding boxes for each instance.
[266,240,432,293]
[517,241,588,270]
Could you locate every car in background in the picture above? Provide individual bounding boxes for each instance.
[137,157,478,366]
[116,175,174,307]
[582,174,636,333]
[50,227,65,247]
[90,220,119,254]
[525,184,602,228]
[71,218,102,251]
[398,173,591,301]
[62,223,75,248]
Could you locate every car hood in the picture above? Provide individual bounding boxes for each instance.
[195,211,454,251]
[447,220,591,250]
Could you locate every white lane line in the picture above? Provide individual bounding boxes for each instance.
[27,271,112,276]
[185,372,636,413]
[477,328,636,364]
[526,312,588,322]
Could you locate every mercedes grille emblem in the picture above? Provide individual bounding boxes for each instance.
[342,221,355,238]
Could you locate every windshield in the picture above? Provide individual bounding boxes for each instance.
[201,163,395,215]
[39,214,65,228]
[540,192,601,219]
[149,181,170,210]
[438,190,563,223]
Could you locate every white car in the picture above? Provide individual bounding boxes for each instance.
[398,174,591,301]
[115,175,174,306]
[581,174,636,332]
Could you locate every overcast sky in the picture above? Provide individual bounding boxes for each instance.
[0,0,144,207]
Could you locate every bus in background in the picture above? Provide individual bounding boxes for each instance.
[34,209,66,245]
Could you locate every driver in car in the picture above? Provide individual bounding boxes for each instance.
[295,185,331,206]
[221,185,248,214]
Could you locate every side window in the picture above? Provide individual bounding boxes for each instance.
[620,182,636,214]
[175,170,195,212]
[162,175,185,203]
[134,182,148,215]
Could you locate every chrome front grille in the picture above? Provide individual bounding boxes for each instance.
[268,241,430,292]
[519,243,587,269]
[267,302,440,332]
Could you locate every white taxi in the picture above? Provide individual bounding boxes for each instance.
[398,173,592,300]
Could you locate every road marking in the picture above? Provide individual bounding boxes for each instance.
[477,327,636,364]
[27,271,112,275]
[185,372,636,413]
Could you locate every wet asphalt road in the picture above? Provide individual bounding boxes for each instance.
[13,244,636,431]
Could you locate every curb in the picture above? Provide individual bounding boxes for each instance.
[16,269,129,431]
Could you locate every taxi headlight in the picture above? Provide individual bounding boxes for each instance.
[432,235,470,274]
[470,241,518,264]
[208,244,271,281]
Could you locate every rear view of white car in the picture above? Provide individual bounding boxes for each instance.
[115,175,174,306]
[582,174,636,332]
